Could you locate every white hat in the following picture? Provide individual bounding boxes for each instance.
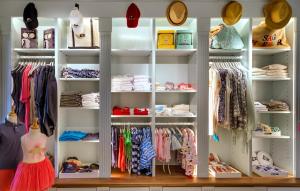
[69,4,84,35]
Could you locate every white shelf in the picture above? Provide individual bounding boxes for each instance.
[111,90,152,93]
[156,90,197,93]
[252,77,291,81]
[155,115,196,118]
[59,170,99,178]
[60,140,99,143]
[59,78,99,81]
[256,111,292,114]
[112,49,151,56]
[60,48,100,56]
[252,134,290,139]
[209,49,246,54]
[156,49,197,56]
[252,48,291,55]
[155,122,195,126]
[60,106,99,110]
[14,48,55,55]
[111,115,151,118]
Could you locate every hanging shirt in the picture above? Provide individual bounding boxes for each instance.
[20,65,32,132]
[0,120,26,169]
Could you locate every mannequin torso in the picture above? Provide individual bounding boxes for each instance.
[21,127,47,163]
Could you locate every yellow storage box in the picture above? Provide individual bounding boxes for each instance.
[157,30,175,49]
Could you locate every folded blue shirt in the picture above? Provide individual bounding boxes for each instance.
[59,131,87,141]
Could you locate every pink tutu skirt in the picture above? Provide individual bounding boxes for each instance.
[10,158,55,191]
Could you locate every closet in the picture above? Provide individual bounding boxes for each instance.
[9,15,297,179]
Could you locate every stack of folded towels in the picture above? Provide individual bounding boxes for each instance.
[265,99,290,111]
[82,92,100,107]
[254,101,268,112]
[61,67,100,79]
[60,92,82,107]
[133,75,151,91]
[252,64,288,78]
[156,104,194,117]
[111,75,134,91]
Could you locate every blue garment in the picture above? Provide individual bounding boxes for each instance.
[139,128,156,175]
[59,131,87,141]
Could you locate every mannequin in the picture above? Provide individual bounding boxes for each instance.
[10,118,55,191]
[0,106,25,191]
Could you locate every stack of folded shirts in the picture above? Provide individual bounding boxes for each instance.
[112,106,130,115]
[82,133,99,141]
[254,101,268,112]
[171,104,193,116]
[156,82,195,91]
[265,99,290,111]
[133,107,149,115]
[133,75,151,91]
[61,67,100,78]
[60,92,82,107]
[111,75,134,91]
[59,131,87,141]
[82,92,100,107]
[252,64,288,78]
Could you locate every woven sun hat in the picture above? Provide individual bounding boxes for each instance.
[166,0,188,26]
[264,0,292,29]
[222,1,243,26]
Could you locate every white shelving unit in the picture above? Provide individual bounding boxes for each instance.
[251,18,296,176]
[56,18,101,178]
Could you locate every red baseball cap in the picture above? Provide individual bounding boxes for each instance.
[126,3,140,28]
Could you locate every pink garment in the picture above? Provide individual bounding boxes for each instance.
[163,129,171,163]
[20,65,32,132]
[157,129,164,161]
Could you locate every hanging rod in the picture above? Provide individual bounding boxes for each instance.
[18,55,55,59]
[155,122,195,126]
[209,56,242,60]
[111,122,151,126]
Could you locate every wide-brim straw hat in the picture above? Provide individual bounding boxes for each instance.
[166,0,188,26]
[264,0,292,29]
[222,1,243,26]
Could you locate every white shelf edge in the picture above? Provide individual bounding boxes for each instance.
[155,49,197,56]
[111,49,152,56]
[14,48,55,54]
[111,91,152,93]
[59,78,100,81]
[111,115,151,118]
[155,115,196,118]
[252,77,291,81]
[156,90,197,93]
[252,134,290,139]
[60,106,99,110]
[209,48,246,54]
[60,140,100,143]
[59,48,100,56]
[256,111,292,114]
[252,48,291,55]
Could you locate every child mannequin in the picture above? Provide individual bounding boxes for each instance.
[0,107,25,191]
[10,118,55,191]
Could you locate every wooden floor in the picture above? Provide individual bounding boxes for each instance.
[55,168,300,188]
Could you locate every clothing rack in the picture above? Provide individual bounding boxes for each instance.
[156,122,195,126]
[209,56,242,60]
[111,122,151,126]
[18,56,55,59]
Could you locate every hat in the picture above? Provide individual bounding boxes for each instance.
[126,3,140,28]
[166,0,188,26]
[23,2,39,30]
[222,1,243,26]
[264,0,292,29]
[69,3,84,34]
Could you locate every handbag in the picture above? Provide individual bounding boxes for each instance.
[68,18,100,49]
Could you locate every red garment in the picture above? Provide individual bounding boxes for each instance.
[20,65,32,132]
[177,83,193,90]
[117,135,125,172]
[10,157,54,191]
[112,106,130,115]
[134,108,149,115]
[0,169,15,191]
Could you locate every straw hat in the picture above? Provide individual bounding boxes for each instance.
[264,0,292,29]
[222,1,243,26]
[166,0,188,26]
